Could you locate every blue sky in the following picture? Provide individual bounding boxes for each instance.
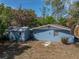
[0,0,43,16]
[0,0,78,16]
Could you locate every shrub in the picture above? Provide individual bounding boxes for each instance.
[36,16,56,26]
[58,17,67,26]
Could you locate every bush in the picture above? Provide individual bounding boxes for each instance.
[58,17,67,26]
[36,16,56,26]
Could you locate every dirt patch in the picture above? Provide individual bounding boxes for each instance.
[0,41,79,59]
[15,41,79,59]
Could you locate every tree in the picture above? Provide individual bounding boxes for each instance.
[36,16,56,25]
[11,8,36,27]
[0,3,11,41]
[41,5,47,18]
[65,1,79,28]
[41,0,51,18]
[58,17,67,26]
[45,0,69,20]
[69,1,79,24]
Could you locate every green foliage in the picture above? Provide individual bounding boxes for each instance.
[0,3,37,28]
[36,16,56,26]
[69,1,79,23]
[45,0,68,19]
[36,18,45,25]
[29,18,39,27]
[45,16,56,24]
[0,3,11,38]
[65,1,79,28]
[58,17,67,26]
[36,16,67,26]
[11,8,36,26]
[0,2,69,35]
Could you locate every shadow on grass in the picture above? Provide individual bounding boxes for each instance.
[0,42,31,59]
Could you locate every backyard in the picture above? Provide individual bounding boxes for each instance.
[1,41,79,59]
[0,0,79,59]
